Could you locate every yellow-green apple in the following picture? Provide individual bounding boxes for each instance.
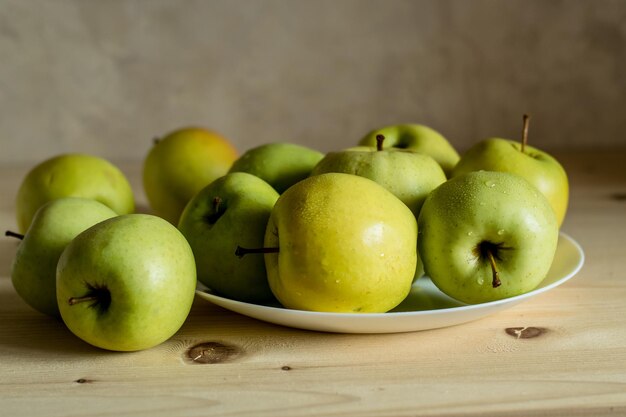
[8,198,117,316]
[451,115,569,226]
[178,172,279,303]
[311,135,446,217]
[359,124,459,177]
[228,143,323,193]
[143,127,238,224]
[15,154,134,233]
[418,171,559,304]
[238,173,417,313]
[311,135,447,282]
[56,214,196,351]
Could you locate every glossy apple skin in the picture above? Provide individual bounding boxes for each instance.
[452,138,569,227]
[264,173,417,313]
[418,171,559,304]
[228,143,323,193]
[16,154,135,233]
[359,124,460,177]
[143,127,238,225]
[178,173,279,303]
[57,214,196,351]
[11,198,117,317]
[310,147,445,282]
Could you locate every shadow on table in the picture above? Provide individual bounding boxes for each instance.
[0,301,104,359]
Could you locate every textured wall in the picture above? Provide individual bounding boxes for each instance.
[1,0,625,165]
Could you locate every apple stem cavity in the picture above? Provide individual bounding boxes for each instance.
[486,249,502,288]
[521,114,530,154]
[235,245,280,258]
[213,196,222,212]
[376,134,385,151]
[475,241,503,288]
[68,284,111,313]
[204,196,226,225]
[5,230,24,240]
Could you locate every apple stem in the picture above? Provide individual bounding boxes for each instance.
[5,230,24,240]
[486,249,502,288]
[235,245,280,258]
[376,134,385,151]
[213,196,222,212]
[521,114,530,154]
[68,296,99,306]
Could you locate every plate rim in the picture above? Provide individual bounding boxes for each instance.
[195,232,585,319]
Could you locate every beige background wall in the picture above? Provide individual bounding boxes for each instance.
[1,0,625,165]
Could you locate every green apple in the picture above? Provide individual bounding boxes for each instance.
[451,115,569,227]
[418,171,559,304]
[178,172,279,303]
[311,135,446,217]
[255,173,417,313]
[359,124,459,177]
[311,135,446,282]
[9,198,118,317]
[56,214,196,351]
[143,127,239,225]
[228,143,324,193]
[16,154,134,233]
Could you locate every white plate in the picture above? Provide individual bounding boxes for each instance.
[195,233,584,333]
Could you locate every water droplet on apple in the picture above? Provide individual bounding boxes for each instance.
[485,181,496,188]
[335,279,341,284]
[497,229,505,235]
[467,231,474,236]
[477,277,485,285]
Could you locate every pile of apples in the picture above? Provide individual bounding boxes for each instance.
[7,116,568,351]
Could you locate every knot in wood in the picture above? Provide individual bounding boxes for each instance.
[74,378,93,384]
[186,342,242,364]
[611,192,626,201]
[505,326,547,339]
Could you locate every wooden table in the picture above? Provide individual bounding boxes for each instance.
[1,151,625,416]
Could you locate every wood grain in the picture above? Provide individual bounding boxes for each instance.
[1,151,625,416]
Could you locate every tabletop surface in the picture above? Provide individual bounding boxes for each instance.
[0,151,625,417]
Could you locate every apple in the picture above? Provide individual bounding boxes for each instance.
[15,154,134,233]
[228,143,323,193]
[311,135,446,282]
[8,198,118,316]
[451,115,569,227]
[237,173,417,313]
[143,127,238,225]
[56,214,197,351]
[358,124,459,177]
[310,135,446,217]
[178,172,279,303]
[418,170,559,304]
